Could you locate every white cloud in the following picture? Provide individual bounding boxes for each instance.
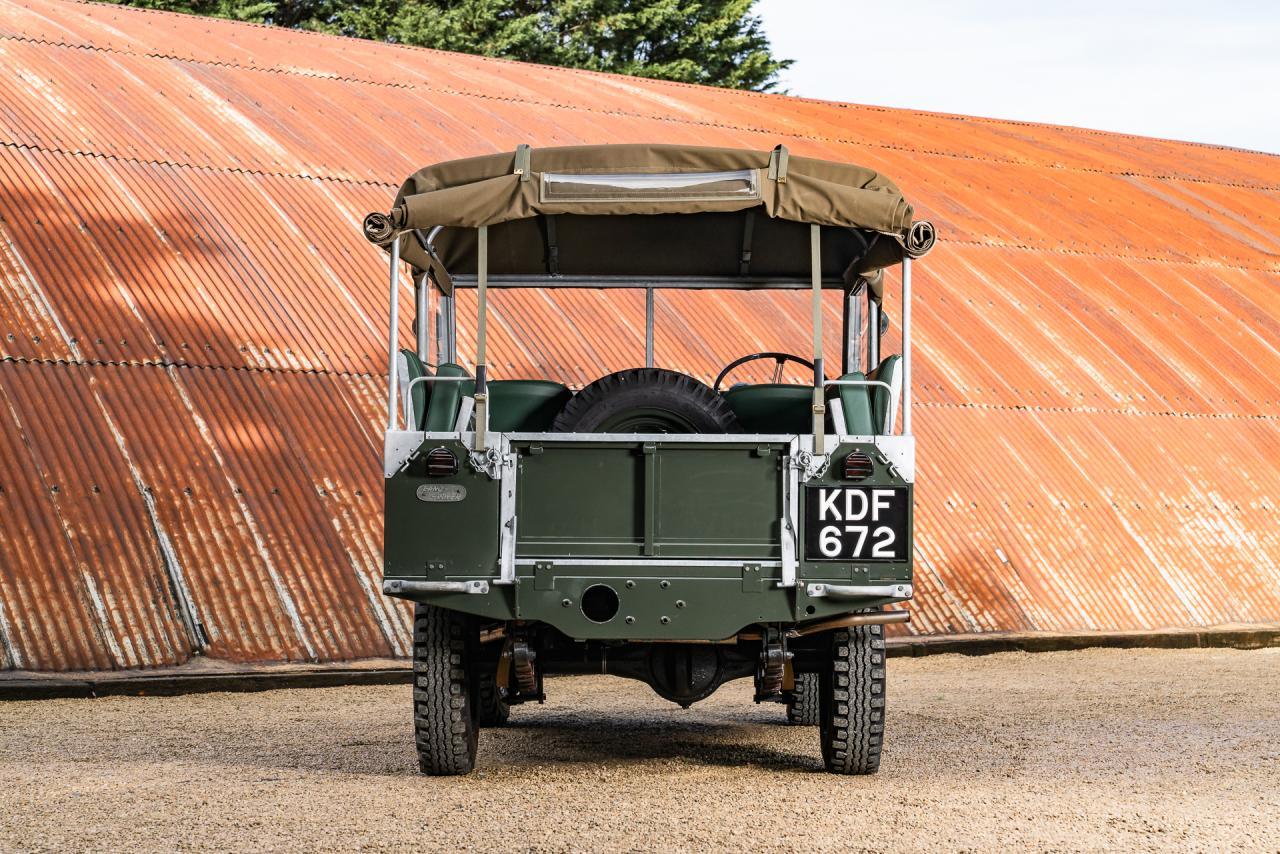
[756,0,1280,153]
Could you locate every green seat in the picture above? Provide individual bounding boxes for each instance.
[832,372,875,435]
[424,363,475,432]
[869,355,902,434]
[397,349,430,430]
[488,380,573,432]
[722,384,812,433]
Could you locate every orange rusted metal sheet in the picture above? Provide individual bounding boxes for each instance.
[0,0,1277,670]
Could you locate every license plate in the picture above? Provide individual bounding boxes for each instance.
[804,486,909,561]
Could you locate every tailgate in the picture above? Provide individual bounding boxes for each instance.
[513,439,785,560]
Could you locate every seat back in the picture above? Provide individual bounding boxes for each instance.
[870,354,902,434]
[423,363,475,432]
[397,350,431,430]
[832,372,875,435]
[722,384,811,433]
[488,380,573,432]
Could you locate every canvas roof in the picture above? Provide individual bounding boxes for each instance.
[364,144,935,295]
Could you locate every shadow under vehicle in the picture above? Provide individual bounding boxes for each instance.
[363,143,936,775]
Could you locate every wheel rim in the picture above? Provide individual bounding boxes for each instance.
[596,406,699,433]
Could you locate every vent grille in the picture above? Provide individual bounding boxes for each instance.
[425,447,459,478]
[843,451,874,480]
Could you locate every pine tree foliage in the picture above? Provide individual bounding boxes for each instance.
[114,0,791,91]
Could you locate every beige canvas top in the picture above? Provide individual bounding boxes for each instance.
[364,144,935,296]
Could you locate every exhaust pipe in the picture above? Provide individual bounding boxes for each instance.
[788,609,910,638]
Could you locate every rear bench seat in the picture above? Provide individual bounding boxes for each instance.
[486,379,573,432]
[833,354,901,434]
[720,354,901,435]
[399,352,572,432]
[868,354,902,434]
[720,384,812,434]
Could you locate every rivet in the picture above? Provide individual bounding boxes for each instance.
[659,580,670,589]
[660,616,670,624]
[561,598,571,608]
[625,580,636,589]
[625,616,635,625]
[675,600,686,609]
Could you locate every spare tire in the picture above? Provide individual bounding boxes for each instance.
[552,368,740,433]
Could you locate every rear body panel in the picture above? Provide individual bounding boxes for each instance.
[517,439,782,559]
[384,432,913,640]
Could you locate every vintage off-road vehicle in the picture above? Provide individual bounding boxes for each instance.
[364,144,934,775]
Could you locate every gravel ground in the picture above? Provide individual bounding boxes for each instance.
[1,647,1277,853]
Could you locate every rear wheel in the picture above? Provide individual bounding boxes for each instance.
[819,623,886,774]
[412,604,479,775]
[786,673,820,725]
[552,368,739,433]
[476,642,510,727]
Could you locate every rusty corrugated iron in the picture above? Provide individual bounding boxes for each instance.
[0,0,1276,670]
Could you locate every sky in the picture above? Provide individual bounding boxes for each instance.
[755,0,1280,154]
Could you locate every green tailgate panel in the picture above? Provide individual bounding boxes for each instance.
[652,446,780,557]
[517,445,645,556]
[516,442,782,559]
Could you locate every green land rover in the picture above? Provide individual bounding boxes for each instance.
[363,143,935,775]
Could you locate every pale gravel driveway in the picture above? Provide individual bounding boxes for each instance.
[1,647,1277,853]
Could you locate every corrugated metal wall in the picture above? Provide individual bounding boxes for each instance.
[0,0,1277,670]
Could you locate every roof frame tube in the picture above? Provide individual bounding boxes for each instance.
[810,225,826,456]
[415,273,430,364]
[645,287,655,368]
[867,298,880,369]
[474,225,490,450]
[902,256,912,436]
[386,236,401,432]
[437,291,456,364]
[843,280,863,375]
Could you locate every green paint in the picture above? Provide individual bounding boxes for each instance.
[384,438,911,639]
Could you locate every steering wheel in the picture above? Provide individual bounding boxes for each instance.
[712,352,816,393]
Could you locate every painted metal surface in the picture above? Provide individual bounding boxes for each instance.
[0,0,1277,670]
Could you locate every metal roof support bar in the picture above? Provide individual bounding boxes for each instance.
[474,225,490,450]
[843,281,863,375]
[386,236,401,431]
[415,273,430,364]
[447,274,840,290]
[437,291,456,364]
[868,298,880,368]
[645,287,655,368]
[810,224,826,456]
[902,256,912,436]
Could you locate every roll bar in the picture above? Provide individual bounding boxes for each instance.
[384,229,914,447]
[385,237,401,432]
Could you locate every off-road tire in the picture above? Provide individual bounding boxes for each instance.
[552,368,740,433]
[819,623,886,774]
[786,673,820,725]
[476,645,510,727]
[412,603,479,775]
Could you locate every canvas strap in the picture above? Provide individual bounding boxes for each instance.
[513,143,532,181]
[767,144,790,183]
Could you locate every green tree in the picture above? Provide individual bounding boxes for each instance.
[113,0,791,91]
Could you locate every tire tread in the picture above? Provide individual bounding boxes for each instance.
[412,603,478,775]
[820,622,885,774]
[786,673,820,725]
[551,368,740,433]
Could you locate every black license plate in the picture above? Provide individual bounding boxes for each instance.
[804,486,909,561]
